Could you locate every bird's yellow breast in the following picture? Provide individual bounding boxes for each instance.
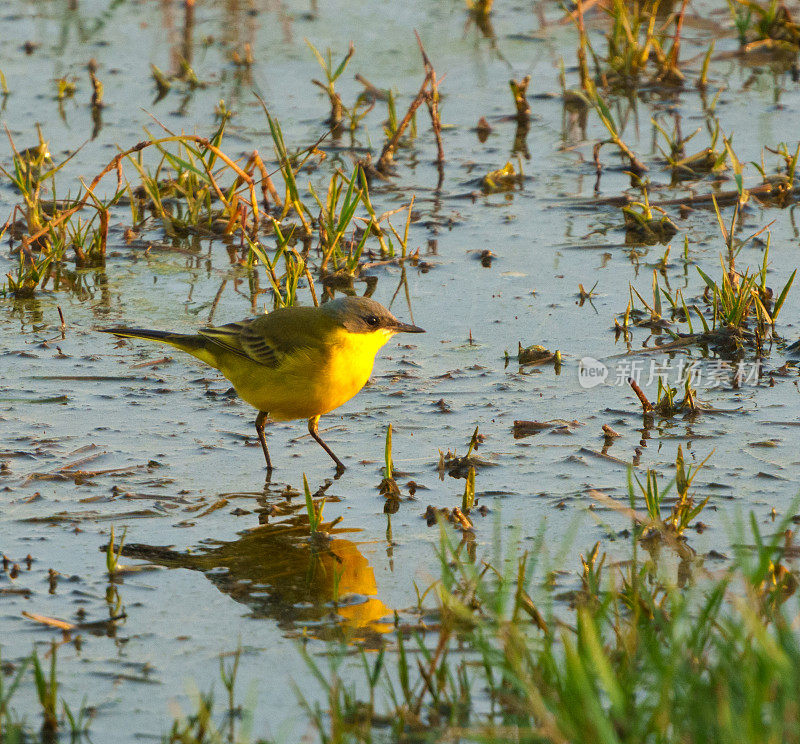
[224,327,394,421]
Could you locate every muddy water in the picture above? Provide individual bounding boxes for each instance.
[2,0,800,739]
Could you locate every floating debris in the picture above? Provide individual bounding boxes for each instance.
[517,342,561,368]
[513,420,583,438]
[481,161,523,193]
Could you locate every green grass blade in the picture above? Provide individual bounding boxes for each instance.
[771,269,796,322]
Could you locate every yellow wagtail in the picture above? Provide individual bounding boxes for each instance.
[101,296,424,472]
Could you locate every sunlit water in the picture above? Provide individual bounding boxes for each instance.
[2,0,800,740]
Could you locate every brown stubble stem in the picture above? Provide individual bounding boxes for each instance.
[207,278,228,325]
[250,150,283,210]
[415,31,445,168]
[605,134,648,175]
[666,0,690,71]
[377,70,432,173]
[298,252,320,307]
[629,377,653,412]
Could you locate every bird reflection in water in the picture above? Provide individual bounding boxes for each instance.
[120,493,392,643]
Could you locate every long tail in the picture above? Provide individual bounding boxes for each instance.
[100,327,218,368]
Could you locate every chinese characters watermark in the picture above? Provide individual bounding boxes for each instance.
[578,357,762,390]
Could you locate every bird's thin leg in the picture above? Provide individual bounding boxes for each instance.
[308,415,345,472]
[255,411,273,472]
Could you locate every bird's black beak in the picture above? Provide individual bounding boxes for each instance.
[392,320,425,334]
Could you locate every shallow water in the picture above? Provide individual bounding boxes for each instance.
[2,0,800,739]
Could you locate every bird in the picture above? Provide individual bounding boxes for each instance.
[100,296,424,473]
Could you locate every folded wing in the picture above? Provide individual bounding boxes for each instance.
[198,320,279,367]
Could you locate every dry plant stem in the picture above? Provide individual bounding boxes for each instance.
[665,0,690,73]
[415,31,445,166]
[299,253,320,307]
[239,150,282,213]
[183,0,195,68]
[207,279,227,325]
[250,150,282,208]
[377,71,432,172]
[609,136,647,174]
[593,142,603,190]
[425,72,444,167]
[629,378,653,412]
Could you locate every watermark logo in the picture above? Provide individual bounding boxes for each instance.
[576,358,765,389]
[578,357,609,389]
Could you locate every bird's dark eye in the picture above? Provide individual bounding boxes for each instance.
[365,315,380,327]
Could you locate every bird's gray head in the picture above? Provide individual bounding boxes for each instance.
[321,296,425,335]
